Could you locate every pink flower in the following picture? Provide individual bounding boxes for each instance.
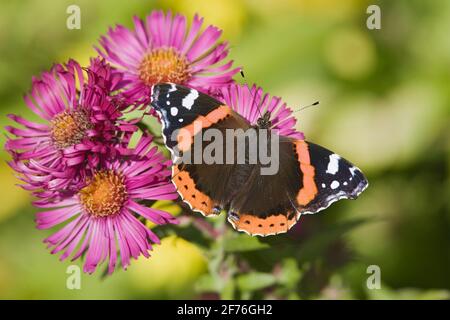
[34,134,179,274]
[97,10,239,107]
[5,58,137,195]
[219,83,305,139]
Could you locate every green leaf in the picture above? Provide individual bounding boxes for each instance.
[278,258,302,289]
[296,218,368,261]
[236,272,277,292]
[220,279,235,300]
[223,234,270,252]
[195,274,220,293]
[366,285,450,300]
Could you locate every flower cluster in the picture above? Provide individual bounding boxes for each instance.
[97,10,239,107]
[5,10,303,274]
[6,58,135,196]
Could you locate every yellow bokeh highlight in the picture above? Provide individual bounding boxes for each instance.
[291,0,366,16]
[0,161,30,223]
[129,235,207,297]
[169,0,247,39]
[247,0,366,20]
[58,41,96,69]
[323,27,376,80]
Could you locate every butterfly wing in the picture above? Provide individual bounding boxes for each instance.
[151,83,226,151]
[227,139,369,236]
[151,83,253,216]
[152,83,369,236]
[295,141,368,214]
[226,136,303,236]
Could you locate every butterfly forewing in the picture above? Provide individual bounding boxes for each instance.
[297,142,368,214]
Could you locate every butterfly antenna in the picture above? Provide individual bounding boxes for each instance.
[240,68,264,118]
[272,100,319,131]
[293,101,320,114]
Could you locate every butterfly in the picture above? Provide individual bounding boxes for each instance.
[151,83,368,237]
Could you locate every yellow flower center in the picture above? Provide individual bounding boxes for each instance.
[79,170,128,218]
[138,48,191,86]
[51,110,92,149]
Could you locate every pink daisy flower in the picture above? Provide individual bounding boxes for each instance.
[34,134,179,274]
[5,58,137,194]
[97,10,239,106]
[219,83,305,139]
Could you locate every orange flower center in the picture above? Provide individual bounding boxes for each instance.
[138,48,191,86]
[79,170,128,218]
[51,110,92,149]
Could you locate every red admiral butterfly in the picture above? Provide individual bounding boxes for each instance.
[151,83,368,237]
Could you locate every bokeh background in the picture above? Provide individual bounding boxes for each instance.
[0,0,449,299]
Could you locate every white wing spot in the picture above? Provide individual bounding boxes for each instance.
[169,84,177,92]
[326,154,340,175]
[166,101,171,105]
[330,180,340,189]
[170,107,178,116]
[182,89,199,110]
[321,183,326,188]
[343,181,348,186]
[178,118,184,123]
[349,166,358,176]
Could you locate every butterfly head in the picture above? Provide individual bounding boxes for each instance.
[256,111,272,129]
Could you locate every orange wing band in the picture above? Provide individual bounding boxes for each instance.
[295,140,318,206]
[230,213,298,236]
[176,105,231,152]
[172,165,218,216]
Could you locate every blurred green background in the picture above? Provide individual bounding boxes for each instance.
[0,0,449,299]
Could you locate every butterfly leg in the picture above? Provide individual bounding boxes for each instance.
[227,210,239,222]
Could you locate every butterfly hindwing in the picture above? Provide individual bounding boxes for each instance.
[172,163,222,216]
[226,136,302,236]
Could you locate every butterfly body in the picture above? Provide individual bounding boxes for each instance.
[151,83,368,236]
